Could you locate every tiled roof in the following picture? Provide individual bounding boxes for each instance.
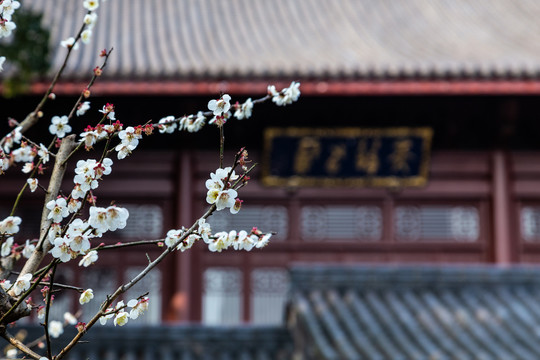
[287,265,540,360]
[21,0,540,82]
[19,325,293,359]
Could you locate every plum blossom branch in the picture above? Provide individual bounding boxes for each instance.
[43,263,57,360]
[0,328,43,360]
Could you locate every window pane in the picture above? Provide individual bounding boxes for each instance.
[521,207,540,242]
[301,206,382,241]
[202,268,242,325]
[395,206,479,241]
[251,268,289,325]
[117,204,163,239]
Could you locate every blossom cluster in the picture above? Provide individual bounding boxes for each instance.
[98,297,149,326]
[268,81,301,106]
[205,167,242,212]
[0,272,31,297]
[0,0,20,39]
[164,218,271,253]
[0,125,50,176]
[48,205,128,263]
[61,0,100,49]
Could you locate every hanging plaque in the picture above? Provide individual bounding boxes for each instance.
[262,127,433,187]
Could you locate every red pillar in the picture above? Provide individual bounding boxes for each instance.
[492,150,513,264]
[171,151,195,321]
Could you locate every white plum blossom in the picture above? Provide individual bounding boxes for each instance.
[158,116,177,133]
[64,312,78,325]
[165,229,183,248]
[197,219,212,243]
[21,162,33,174]
[76,101,91,116]
[60,37,79,50]
[232,230,255,251]
[256,233,272,248]
[11,144,34,163]
[234,98,253,120]
[68,231,91,253]
[0,156,9,173]
[187,112,206,132]
[208,94,231,116]
[47,223,62,245]
[115,143,136,160]
[74,159,99,192]
[51,237,73,262]
[105,206,129,231]
[79,130,99,149]
[80,130,99,149]
[48,321,64,338]
[207,231,231,252]
[115,127,141,159]
[46,197,69,223]
[83,0,99,11]
[0,56,4,72]
[1,1,21,21]
[2,126,22,153]
[0,216,21,234]
[114,311,129,326]
[36,306,46,319]
[81,29,92,44]
[284,81,301,102]
[75,159,97,178]
[128,297,149,319]
[215,188,238,211]
[22,240,35,259]
[79,250,98,267]
[71,184,86,200]
[99,103,116,120]
[95,158,113,178]
[83,13,98,28]
[205,167,240,211]
[1,237,13,257]
[99,307,115,325]
[12,273,32,296]
[67,198,82,213]
[38,144,50,164]
[79,288,94,304]
[230,198,242,214]
[118,127,141,147]
[6,349,17,359]
[88,206,108,233]
[177,234,197,252]
[49,115,72,138]
[0,19,16,38]
[268,81,301,106]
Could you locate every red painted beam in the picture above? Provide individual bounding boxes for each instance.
[28,79,540,96]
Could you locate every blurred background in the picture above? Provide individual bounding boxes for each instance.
[3,1,540,359]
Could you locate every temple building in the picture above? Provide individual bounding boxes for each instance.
[3,1,540,358]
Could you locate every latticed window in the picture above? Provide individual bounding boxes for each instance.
[250,268,289,325]
[521,207,540,242]
[201,267,289,325]
[116,204,164,239]
[301,205,382,241]
[395,206,479,242]
[202,268,243,325]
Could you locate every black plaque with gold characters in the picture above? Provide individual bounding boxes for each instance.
[262,127,433,187]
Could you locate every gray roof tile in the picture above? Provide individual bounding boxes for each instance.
[288,266,540,360]
[19,0,540,81]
